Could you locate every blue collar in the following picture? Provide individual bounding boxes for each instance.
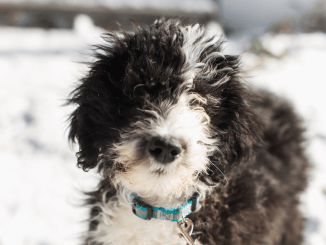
[130,192,201,222]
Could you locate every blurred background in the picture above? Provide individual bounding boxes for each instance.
[0,0,326,244]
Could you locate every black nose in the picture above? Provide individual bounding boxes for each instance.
[148,137,182,164]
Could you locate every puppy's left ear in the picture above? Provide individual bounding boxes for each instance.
[199,54,263,171]
[217,80,262,165]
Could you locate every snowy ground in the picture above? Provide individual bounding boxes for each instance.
[1,17,326,245]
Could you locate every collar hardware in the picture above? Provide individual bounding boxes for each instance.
[132,197,154,220]
[190,192,199,212]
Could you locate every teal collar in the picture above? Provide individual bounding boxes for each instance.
[130,192,201,222]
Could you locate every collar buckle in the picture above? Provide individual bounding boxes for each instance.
[190,192,200,212]
[132,197,154,220]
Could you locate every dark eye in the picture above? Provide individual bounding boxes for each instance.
[124,97,142,107]
[117,97,142,118]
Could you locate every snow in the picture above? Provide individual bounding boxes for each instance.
[1,14,326,245]
[0,15,102,245]
[1,0,215,13]
[220,0,320,32]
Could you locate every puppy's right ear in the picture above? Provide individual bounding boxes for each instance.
[67,32,130,172]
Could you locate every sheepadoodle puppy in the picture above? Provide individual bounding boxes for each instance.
[67,19,308,245]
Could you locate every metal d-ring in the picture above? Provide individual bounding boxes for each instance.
[178,207,186,224]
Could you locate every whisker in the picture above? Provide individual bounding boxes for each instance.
[209,162,228,186]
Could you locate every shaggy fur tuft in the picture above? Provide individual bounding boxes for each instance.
[67,19,308,245]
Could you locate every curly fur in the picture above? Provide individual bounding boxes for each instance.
[67,19,308,245]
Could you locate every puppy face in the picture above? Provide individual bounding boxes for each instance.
[111,83,217,196]
[68,19,261,196]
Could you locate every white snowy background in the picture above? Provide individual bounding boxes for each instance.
[1,1,326,244]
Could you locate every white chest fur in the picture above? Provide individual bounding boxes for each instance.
[87,197,188,245]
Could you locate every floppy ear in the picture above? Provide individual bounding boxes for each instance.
[67,32,131,172]
[212,57,262,163]
[196,54,262,185]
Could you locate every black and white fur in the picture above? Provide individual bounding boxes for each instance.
[68,19,308,245]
